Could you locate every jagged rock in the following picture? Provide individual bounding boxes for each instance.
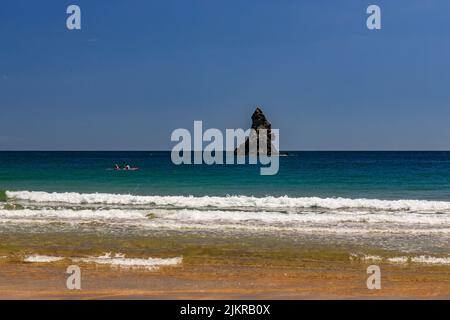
[234,107,278,156]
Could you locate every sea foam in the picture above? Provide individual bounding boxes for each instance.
[6,190,450,212]
[350,254,450,265]
[22,253,182,270]
[24,255,65,263]
[73,253,183,270]
[2,208,450,226]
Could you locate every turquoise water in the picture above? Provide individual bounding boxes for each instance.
[1,151,450,200]
[1,151,449,258]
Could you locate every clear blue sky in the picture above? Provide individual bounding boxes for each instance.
[1,0,450,150]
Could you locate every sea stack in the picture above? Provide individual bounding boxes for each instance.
[234,106,278,156]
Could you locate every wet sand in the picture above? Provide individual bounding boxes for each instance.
[1,230,449,299]
[1,256,449,299]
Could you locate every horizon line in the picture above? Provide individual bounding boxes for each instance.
[1,150,450,152]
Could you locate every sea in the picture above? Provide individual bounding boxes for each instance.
[0,151,449,267]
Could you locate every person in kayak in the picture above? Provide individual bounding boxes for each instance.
[113,163,139,171]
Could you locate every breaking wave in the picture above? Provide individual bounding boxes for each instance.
[2,208,450,225]
[6,190,450,213]
[3,190,450,238]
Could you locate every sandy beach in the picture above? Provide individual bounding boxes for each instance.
[1,236,449,299]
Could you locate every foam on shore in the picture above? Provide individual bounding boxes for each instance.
[73,253,183,270]
[350,254,450,265]
[24,255,65,263]
[22,253,182,270]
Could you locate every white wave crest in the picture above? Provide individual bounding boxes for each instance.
[2,208,450,228]
[159,209,450,225]
[387,256,409,264]
[73,253,183,270]
[350,254,450,265]
[0,208,146,221]
[411,255,450,265]
[7,190,450,212]
[24,255,65,263]
[22,253,182,270]
[23,252,183,270]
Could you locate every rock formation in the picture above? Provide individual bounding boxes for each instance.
[234,107,278,156]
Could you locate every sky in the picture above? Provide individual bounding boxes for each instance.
[1,0,450,150]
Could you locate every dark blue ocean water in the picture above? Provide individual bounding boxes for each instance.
[1,151,450,200]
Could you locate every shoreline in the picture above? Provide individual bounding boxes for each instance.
[1,258,449,299]
[1,232,449,299]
